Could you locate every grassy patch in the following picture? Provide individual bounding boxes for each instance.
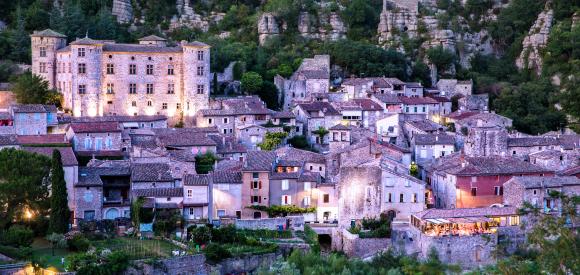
[221,243,277,257]
[31,238,73,271]
[92,237,180,260]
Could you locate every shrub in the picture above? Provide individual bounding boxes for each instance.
[203,243,232,264]
[190,226,212,245]
[67,234,90,252]
[304,225,320,253]
[0,245,32,259]
[0,225,34,247]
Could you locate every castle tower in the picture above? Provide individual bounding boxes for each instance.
[464,127,508,157]
[182,41,210,117]
[69,37,104,117]
[31,29,67,88]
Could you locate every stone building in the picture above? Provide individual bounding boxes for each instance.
[31,29,210,122]
[183,174,212,222]
[412,133,455,164]
[427,153,553,209]
[66,121,123,158]
[294,102,341,147]
[436,79,473,98]
[275,55,330,111]
[503,176,580,211]
[463,127,508,157]
[241,151,277,219]
[9,104,58,135]
[211,170,243,219]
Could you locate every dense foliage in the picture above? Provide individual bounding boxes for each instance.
[10,72,62,107]
[48,150,70,234]
[247,205,316,217]
[0,149,51,230]
[195,152,217,174]
[258,132,288,151]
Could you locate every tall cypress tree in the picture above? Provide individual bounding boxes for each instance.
[48,149,70,234]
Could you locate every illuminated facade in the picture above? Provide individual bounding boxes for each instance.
[31,30,210,119]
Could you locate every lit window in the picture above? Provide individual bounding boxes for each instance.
[106,83,114,94]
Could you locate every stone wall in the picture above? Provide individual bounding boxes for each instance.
[235,216,305,231]
[334,229,390,259]
[127,254,208,275]
[211,253,280,274]
[337,166,383,228]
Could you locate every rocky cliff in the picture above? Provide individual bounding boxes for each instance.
[516,3,554,75]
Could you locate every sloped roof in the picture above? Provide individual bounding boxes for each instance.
[70,37,102,45]
[133,187,183,197]
[22,147,78,166]
[508,137,560,147]
[276,146,326,164]
[296,102,341,117]
[329,124,350,131]
[103,44,182,53]
[70,122,121,133]
[184,174,210,186]
[508,176,580,189]
[17,134,68,145]
[243,151,276,171]
[30,29,66,38]
[414,134,455,145]
[414,206,517,220]
[138,35,167,41]
[182,41,210,47]
[212,171,242,184]
[131,163,173,182]
[398,96,438,105]
[430,153,551,176]
[11,104,54,113]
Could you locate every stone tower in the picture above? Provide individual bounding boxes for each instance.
[182,41,210,117]
[69,37,104,117]
[30,29,67,89]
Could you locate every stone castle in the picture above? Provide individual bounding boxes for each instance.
[30,29,210,120]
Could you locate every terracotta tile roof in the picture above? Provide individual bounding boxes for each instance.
[11,104,54,113]
[209,135,247,154]
[373,94,401,104]
[558,165,580,176]
[271,111,296,119]
[157,130,217,147]
[414,134,455,145]
[352,99,383,111]
[168,150,197,162]
[405,120,445,132]
[103,44,182,53]
[329,124,350,131]
[398,96,438,105]
[138,35,167,41]
[298,171,320,182]
[508,176,580,189]
[276,147,326,164]
[0,135,18,146]
[445,110,479,120]
[508,137,560,147]
[212,171,242,184]
[215,159,243,171]
[184,174,210,186]
[555,134,580,150]
[30,29,66,38]
[200,96,272,116]
[270,172,301,180]
[70,122,121,133]
[431,153,551,176]
[296,102,341,117]
[17,134,68,145]
[414,206,518,220]
[22,146,78,166]
[131,163,173,182]
[243,151,276,171]
[72,115,167,123]
[133,187,183,198]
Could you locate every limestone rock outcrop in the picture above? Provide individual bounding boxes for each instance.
[258,13,280,45]
[170,0,224,32]
[112,0,133,24]
[516,5,554,74]
[298,11,346,41]
[378,0,419,44]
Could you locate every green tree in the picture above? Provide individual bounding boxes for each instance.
[48,150,70,234]
[0,149,51,230]
[11,7,31,63]
[426,46,455,78]
[195,152,217,174]
[258,132,288,151]
[241,71,264,94]
[11,72,61,106]
[312,127,329,144]
[131,197,145,236]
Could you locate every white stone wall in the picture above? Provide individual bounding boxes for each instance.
[13,112,48,135]
[31,36,67,88]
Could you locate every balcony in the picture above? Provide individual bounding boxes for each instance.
[103,197,130,205]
